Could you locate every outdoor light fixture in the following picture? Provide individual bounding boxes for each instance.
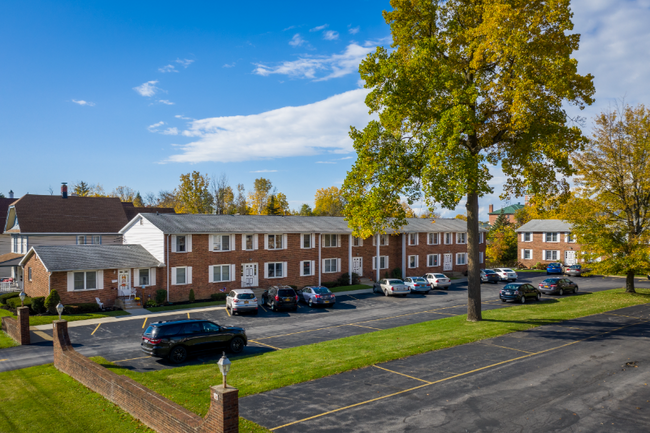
[19,291,26,307]
[56,302,64,320]
[218,352,231,388]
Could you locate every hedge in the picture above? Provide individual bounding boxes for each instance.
[210,293,227,301]
[0,292,19,305]
[63,303,100,315]
[6,296,32,310]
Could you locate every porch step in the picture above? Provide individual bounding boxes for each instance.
[116,298,142,310]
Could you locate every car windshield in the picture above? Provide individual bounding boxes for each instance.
[504,284,519,290]
[313,287,330,294]
[388,279,404,284]
[411,277,427,282]
[502,269,514,273]
[278,289,296,296]
[542,278,560,284]
[237,293,255,299]
[434,274,447,278]
[484,270,496,274]
[570,265,581,269]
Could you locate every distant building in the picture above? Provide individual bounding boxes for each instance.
[515,219,580,267]
[487,203,525,225]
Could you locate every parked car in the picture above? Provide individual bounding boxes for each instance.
[494,268,518,282]
[141,319,247,363]
[564,264,583,277]
[298,286,336,307]
[373,278,410,297]
[261,286,299,312]
[499,283,541,304]
[480,269,500,284]
[226,289,258,315]
[403,277,430,294]
[423,273,451,289]
[538,277,579,296]
[546,262,563,275]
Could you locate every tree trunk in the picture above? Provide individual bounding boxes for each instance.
[625,270,636,293]
[466,191,482,321]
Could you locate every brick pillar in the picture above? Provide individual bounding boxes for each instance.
[52,320,71,366]
[200,385,239,433]
[16,306,30,345]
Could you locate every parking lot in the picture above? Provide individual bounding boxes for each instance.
[1,272,649,373]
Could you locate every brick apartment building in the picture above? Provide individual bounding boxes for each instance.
[487,203,525,225]
[515,219,580,268]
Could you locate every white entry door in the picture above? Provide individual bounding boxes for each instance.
[565,251,576,266]
[118,269,131,297]
[352,257,363,276]
[443,254,453,271]
[242,263,259,288]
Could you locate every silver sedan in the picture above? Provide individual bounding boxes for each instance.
[298,286,336,307]
[373,278,410,297]
[403,277,431,294]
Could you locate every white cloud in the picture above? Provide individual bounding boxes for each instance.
[223,62,236,68]
[71,99,95,106]
[176,58,194,68]
[310,24,328,32]
[283,25,296,31]
[166,89,375,163]
[158,100,175,105]
[348,26,360,35]
[162,127,179,135]
[147,121,165,132]
[289,33,305,47]
[339,156,353,160]
[250,169,279,173]
[158,64,177,73]
[253,42,376,81]
[316,161,336,164]
[175,114,193,120]
[133,80,160,97]
[323,30,339,41]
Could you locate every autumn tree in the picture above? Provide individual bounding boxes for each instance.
[454,214,467,221]
[72,181,91,197]
[234,184,249,215]
[248,178,273,215]
[112,186,137,202]
[211,174,236,214]
[486,212,518,266]
[298,204,314,216]
[176,171,213,214]
[419,209,441,219]
[566,104,650,293]
[314,186,345,216]
[156,190,179,209]
[341,0,594,321]
[133,192,144,207]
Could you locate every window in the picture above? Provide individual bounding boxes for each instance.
[545,232,559,242]
[302,234,312,249]
[212,265,231,282]
[544,250,559,261]
[73,271,97,290]
[428,233,440,245]
[244,234,256,251]
[172,266,192,285]
[76,235,86,245]
[566,233,576,243]
[323,258,339,273]
[267,234,283,250]
[456,253,467,265]
[372,256,389,270]
[28,267,32,281]
[212,234,231,251]
[176,267,186,284]
[522,249,532,260]
[427,254,440,267]
[300,260,314,276]
[444,233,452,245]
[138,268,149,285]
[479,252,484,264]
[456,233,467,244]
[352,236,363,247]
[92,235,101,245]
[176,235,186,252]
[479,232,484,244]
[523,232,532,242]
[408,255,418,268]
[408,233,418,246]
[373,234,389,246]
[11,235,28,253]
[323,234,338,247]
[266,262,284,278]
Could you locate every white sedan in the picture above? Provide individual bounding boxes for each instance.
[373,278,410,297]
[424,273,451,289]
[494,268,518,282]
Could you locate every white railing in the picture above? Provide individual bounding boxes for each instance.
[0,282,20,293]
[118,286,135,299]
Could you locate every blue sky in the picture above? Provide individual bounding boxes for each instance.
[2,0,650,218]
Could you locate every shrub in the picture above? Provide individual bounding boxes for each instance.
[45,289,61,314]
[390,268,402,278]
[31,296,45,314]
[321,281,337,289]
[7,296,32,309]
[189,289,196,303]
[63,303,100,315]
[210,293,227,301]
[0,292,19,305]
[144,300,156,308]
[155,289,167,305]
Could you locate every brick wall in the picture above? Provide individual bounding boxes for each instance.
[52,320,238,433]
[50,270,120,307]
[518,232,581,268]
[1,306,30,345]
[22,253,50,298]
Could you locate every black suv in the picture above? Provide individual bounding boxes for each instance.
[141,319,247,363]
[261,285,298,311]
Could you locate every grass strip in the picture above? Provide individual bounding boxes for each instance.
[328,284,371,293]
[1,307,130,326]
[95,288,650,417]
[0,330,18,349]
[146,300,226,312]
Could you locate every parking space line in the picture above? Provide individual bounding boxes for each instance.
[91,323,101,335]
[33,330,52,341]
[249,340,282,351]
[259,304,267,312]
[347,324,382,331]
[225,307,231,317]
[486,344,535,354]
[142,317,148,329]
[346,294,360,301]
[187,312,190,319]
[373,365,432,384]
[0,359,6,362]
[113,356,151,363]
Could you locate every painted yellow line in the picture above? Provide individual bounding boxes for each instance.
[346,294,360,301]
[0,359,6,362]
[187,312,190,319]
[113,356,151,363]
[373,365,432,384]
[225,307,231,317]
[33,330,52,341]
[487,344,535,354]
[91,323,101,335]
[249,340,282,351]
[142,317,148,329]
[347,324,382,331]
[259,304,267,312]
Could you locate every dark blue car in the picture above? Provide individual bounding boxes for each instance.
[546,262,563,275]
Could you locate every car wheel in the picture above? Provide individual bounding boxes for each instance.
[501,299,506,302]
[520,295,526,304]
[537,293,541,301]
[169,346,187,364]
[308,299,313,308]
[559,289,564,296]
[229,337,245,354]
[384,289,389,297]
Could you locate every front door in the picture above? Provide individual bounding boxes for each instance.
[352,257,363,276]
[443,254,453,271]
[564,251,576,266]
[242,263,259,288]
[118,269,130,297]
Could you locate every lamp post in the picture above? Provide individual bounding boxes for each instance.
[19,291,26,308]
[56,302,64,320]
[217,352,231,388]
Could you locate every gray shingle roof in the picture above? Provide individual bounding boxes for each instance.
[133,214,487,234]
[23,245,163,272]
[515,219,573,233]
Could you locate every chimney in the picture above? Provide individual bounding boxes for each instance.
[8,190,13,199]
[61,182,68,199]
[489,204,494,213]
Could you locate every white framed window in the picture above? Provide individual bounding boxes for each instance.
[300,260,316,276]
[67,270,103,291]
[323,258,341,273]
[456,253,467,265]
[444,233,452,245]
[135,268,156,286]
[372,255,389,270]
[428,233,440,245]
[479,232,484,244]
[521,249,533,260]
[265,234,285,250]
[523,232,532,242]
[76,235,86,245]
[92,235,101,245]
[211,234,234,252]
[209,264,234,282]
[323,234,340,248]
[565,233,576,243]
[28,267,32,281]
[171,235,192,253]
[408,233,419,246]
[301,233,314,249]
[11,235,28,253]
[408,255,419,268]
[372,234,389,246]
[427,254,440,267]
[544,250,560,261]
[352,236,363,247]
[243,234,258,251]
[544,232,559,242]
[479,252,484,263]
[456,232,467,244]
[171,266,192,285]
[265,262,286,278]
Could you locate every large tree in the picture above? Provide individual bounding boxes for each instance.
[176,171,213,214]
[566,104,650,293]
[341,0,594,321]
[314,186,346,216]
[248,178,273,215]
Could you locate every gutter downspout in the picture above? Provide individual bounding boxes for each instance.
[376,234,380,282]
[166,234,170,303]
[318,233,321,286]
[402,234,406,279]
[348,234,352,285]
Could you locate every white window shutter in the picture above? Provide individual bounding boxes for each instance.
[359,237,363,247]
[372,236,376,246]
[97,270,104,290]
[187,235,192,252]
[230,265,235,281]
[337,235,341,247]
[543,233,547,243]
[264,235,269,250]
[264,263,269,279]
[150,268,156,285]
[385,256,389,269]
[337,258,341,272]
[311,233,315,248]
[299,261,304,277]
[372,257,376,270]
[171,267,177,285]
[543,250,547,260]
[322,259,326,270]
[310,261,315,275]
[521,249,525,259]
[283,234,288,250]
[67,272,73,291]
[253,235,258,250]
[283,262,288,278]
[230,234,236,251]
[241,235,246,250]
[187,267,192,284]
[134,269,140,285]
[171,235,177,253]
[385,235,389,246]
[564,233,569,242]
[209,235,214,251]
[208,265,214,283]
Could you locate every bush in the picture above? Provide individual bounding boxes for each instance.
[144,300,156,308]
[390,268,402,278]
[155,289,167,305]
[7,296,32,309]
[334,273,360,287]
[210,292,227,301]
[0,292,19,305]
[321,281,337,289]
[45,289,61,314]
[31,296,45,314]
[63,303,100,315]
[189,289,195,303]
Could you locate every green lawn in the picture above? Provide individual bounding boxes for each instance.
[0,330,17,349]
[0,308,129,327]
[328,284,372,293]
[146,300,226,312]
[94,287,650,418]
